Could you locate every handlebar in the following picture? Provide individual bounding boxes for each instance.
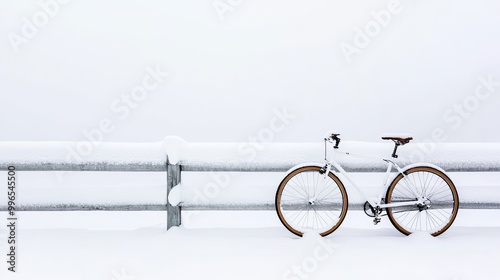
[324,134,341,149]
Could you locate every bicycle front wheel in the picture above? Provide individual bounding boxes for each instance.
[275,166,348,237]
[385,166,459,236]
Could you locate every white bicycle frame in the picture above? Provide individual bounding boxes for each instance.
[323,145,425,210]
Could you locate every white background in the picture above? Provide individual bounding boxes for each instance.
[1,0,500,143]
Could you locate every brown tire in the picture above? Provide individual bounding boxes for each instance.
[385,166,459,236]
[275,166,348,237]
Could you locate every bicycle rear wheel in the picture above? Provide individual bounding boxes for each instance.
[275,166,348,237]
[385,166,459,236]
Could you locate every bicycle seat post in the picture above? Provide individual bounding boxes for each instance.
[391,142,400,158]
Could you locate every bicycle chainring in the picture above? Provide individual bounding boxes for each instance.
[363,201,379,217]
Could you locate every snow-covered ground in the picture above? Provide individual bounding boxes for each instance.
[1,210,499,280]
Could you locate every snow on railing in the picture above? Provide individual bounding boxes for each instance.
[2,137,500,172]
[164,137,500,172]
[1,137,500,229]
[0,141,165,171]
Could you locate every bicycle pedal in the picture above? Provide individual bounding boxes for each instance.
[373,217,381,225]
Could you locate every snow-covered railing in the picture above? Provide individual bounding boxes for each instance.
[2,137,500,229]
[0,141,165,171]
[167,139,500,172]
[2,138,500,172]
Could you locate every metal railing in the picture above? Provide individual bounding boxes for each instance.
[1,140,500,229]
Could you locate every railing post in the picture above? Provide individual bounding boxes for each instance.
[167,156,181,229]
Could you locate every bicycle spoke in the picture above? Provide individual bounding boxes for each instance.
[386,167,458,236]
[276,166,347,236]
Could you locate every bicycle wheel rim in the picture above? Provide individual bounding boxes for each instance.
[276,166,348,237]
[386,167,459,236]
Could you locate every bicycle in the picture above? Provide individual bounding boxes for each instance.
[275,133,459,237]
